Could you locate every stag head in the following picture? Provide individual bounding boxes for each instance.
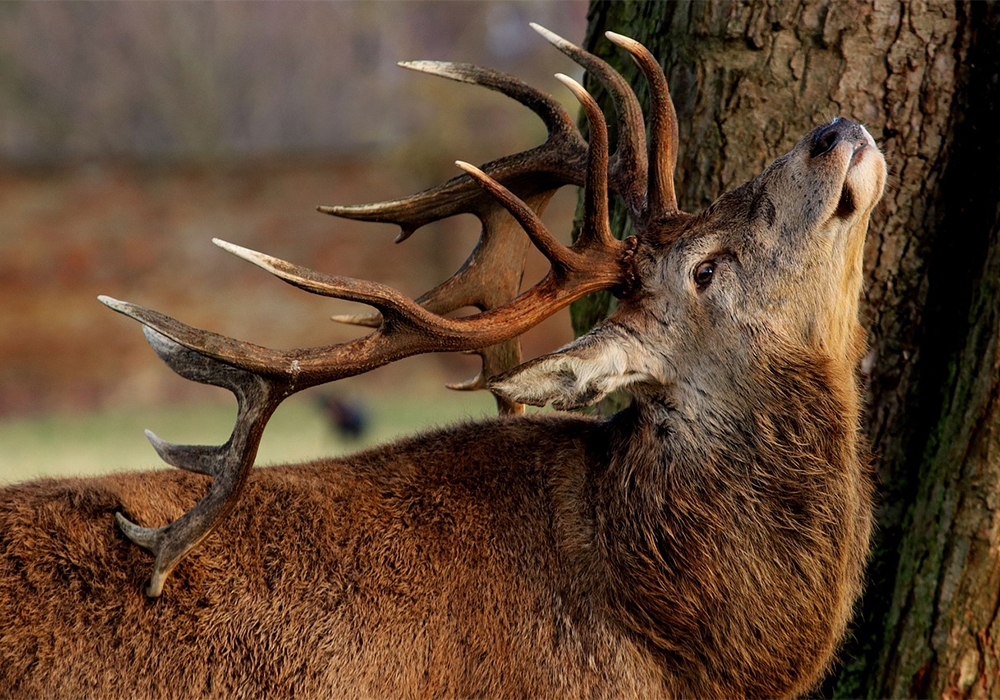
[492,117,887,412]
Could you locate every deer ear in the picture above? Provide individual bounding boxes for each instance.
[488,326,659,410]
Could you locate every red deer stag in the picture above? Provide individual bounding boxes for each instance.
[0,25,885,698]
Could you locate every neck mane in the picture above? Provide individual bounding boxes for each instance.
[592,348,870,694]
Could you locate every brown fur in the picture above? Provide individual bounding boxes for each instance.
[0,117,884,698]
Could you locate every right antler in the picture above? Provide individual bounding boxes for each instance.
[102,25,680,598]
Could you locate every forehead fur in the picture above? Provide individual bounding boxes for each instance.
[641,173,781,255]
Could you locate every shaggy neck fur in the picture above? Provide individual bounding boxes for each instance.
[592,347,872,697]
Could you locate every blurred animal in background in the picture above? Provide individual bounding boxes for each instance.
[315,394,368,440]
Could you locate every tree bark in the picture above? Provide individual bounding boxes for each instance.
[576,1,1000,696]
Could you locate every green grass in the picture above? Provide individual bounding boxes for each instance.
[0,391,499,485]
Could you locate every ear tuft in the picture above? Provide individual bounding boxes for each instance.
[489,354,606,410]
[488,325,661,410]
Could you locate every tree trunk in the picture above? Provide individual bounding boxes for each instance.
[576,1,1000,696]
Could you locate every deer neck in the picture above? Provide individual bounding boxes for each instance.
[593,348,864,658]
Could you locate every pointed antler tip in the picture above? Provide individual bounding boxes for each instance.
[318,204,365,216]
[399,60,477,85]
[143,428,172,457]
[399,60,442,69]
[216,238,261,262]
[330,312,382,328]
[213,238,266,265]
[99,295,143,320]
[554,72,580,88]
[531,22,576,51]
[554,73,589,102]
[319,202,389,219]
[454,160,482,176]
[140,325,188,367]
[604,30,628,43]
[114,511,160,554]
[445,375,486,392]
[319,203,374,216]
[604,31,644,55]
[399,60,442,73]
[212,237,239,253]
[530,22,565,46]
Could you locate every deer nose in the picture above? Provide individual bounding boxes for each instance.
[809,118,866,159]
[810,119,844,158]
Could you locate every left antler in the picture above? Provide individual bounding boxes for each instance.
[103,26,680,597]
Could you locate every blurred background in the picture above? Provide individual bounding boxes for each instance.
[0,1,589,483]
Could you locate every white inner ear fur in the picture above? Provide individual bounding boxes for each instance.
[490,327,663,410]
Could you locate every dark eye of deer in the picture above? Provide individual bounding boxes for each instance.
[694,261,715,289]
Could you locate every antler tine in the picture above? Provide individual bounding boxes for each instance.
[213,239,425,316]
[455,163,576,272]
[555,74,614,251]
[328,310,380,328]
[218,236,534,417]
[444,340,523,416]
[605,31,680,218]
[114,326,282,598]
[319,61,586,238]
[530,23,647,217]
[454,158,634,303]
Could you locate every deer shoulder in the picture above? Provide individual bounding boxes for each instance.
[0,24,885,700]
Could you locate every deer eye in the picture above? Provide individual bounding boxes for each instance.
[694,261,716,290]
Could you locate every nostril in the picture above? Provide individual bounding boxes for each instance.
[810,124,842,158]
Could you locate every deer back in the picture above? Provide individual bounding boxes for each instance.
[2,416,672,697]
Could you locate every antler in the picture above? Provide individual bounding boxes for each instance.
[103,26,680,597]
[320,61,585,415]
